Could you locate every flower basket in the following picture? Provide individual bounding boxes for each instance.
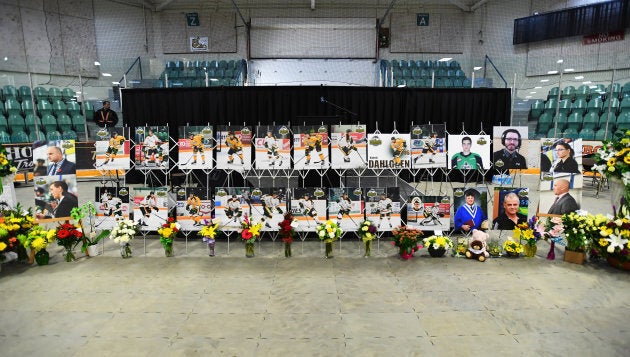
[391,226,423,260]
[607,255,630,270]
[503,239,523,258]
[423,235,453,258]
[564,249,585,265]
[428,246,446,257]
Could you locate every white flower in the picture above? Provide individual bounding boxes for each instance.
[606,234,629,253]
[328,231,335,239]
[290,219,299,228]
[318,230,325,237]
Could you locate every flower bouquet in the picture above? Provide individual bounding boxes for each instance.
[0,145,18,194]
[56,222,83,262]
[108,218,138,258]
[357,220,377,257]
[391,226,423,260]
[590,214,630,269]
[513,220,538,257]
[422,235,453,257]
[532,216,565,259]
[278,212,298,257]
[487,238,502,257]
[317,219,343,258]
[0,205,36,262]
[241,213,262,257]
[502,239,523,257]
[157,217,180,257]
[593,129,630,213]
[199,218,220,257]
[17,225,56,265]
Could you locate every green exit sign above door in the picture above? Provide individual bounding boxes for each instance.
[186,13,199,26]
[417,13,429,26]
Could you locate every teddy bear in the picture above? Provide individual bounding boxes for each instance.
[465,229,490,262]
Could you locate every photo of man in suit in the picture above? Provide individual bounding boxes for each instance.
[547,178,579,215]
[49,180,78,218]
[47,146,76,176]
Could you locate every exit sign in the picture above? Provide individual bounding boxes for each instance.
[417,13,429,26]
[186,13,199,26]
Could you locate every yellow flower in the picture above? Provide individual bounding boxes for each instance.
[512,227,521,239]
[436,236,446,246]
[249,223,261,237]
[160,228,173,237]
[607,157,617,166]
[599,238,609,246]
[0,242,6,251]
[522,229,534,240]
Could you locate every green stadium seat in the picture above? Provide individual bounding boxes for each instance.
[579,128,595,140]
[602,97,620,115]
[607,83,622,99]
[21,99,35,116]
[0,116,8,132]
[2,85,17,101]
[598,112,615,131]
[564,127,579,139]
[71,114,85,131]
[28,130,45,142]
[575,85,591,101]
[83,101,94,121]
[4,98,21,116]
[45,130,62,141]
[48,87,62,102]
[0,131,11,144]
[33,87,48,102]
[586,97,603,114]
[37,99,53,117]
[7,114,26,133]
[10,130,29,143]
[620,97,630,113]
[615,112,630,131]
[62,88,76,102]
[581,112,600,131]
[562,86,575,100]
[548,87,560,100]
[41,114,58,132]
[594,128,613,141]
[18,86,32,101]
[56,114,73,132]
[52,99,67,117]
[61,129,78,140]
[566,112,581,131]
[537,112,553,133]
[557,99,571,115]
[66,101,81,117]
[572,98,587,115]
[452,79,462,88]
[554,113,568,131]
[530,100,544,119]
[543,98,558,114]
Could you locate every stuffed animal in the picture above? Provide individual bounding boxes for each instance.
[465,229,490,262]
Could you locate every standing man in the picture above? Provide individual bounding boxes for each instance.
[298,192,319,226]
[100,132,126,166]
[492,192,527,230]
[47,146,76,175]
[547,179,579,215]
[377,193,393,229]
[138,191,159,226]
[451,136,483,170]
[189,133,206,165]
[338,129,358,163]
[226,131,244,165]
[264,131,281,166]
[186,193,202,226]
[94,100,119,128]
[305,131,325,166]
[493,129,527,169]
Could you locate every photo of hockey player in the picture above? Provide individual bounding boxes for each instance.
[178,126,215,170]
[134,126,169,168]
[291,187,327,231]
[410,124,447,169]
[293,126,329,170]
[367,133,411,169]
[254,126,291,170]
[94,127,130,169]
[406,195,451,230]
[364,187,401,231]
[95,187,130,229]
[133,187,168,230]
[176,187,212,231]
[328,188,363,231]
[215,126,252,171]
[448,135,491,170]
[250,188,287,230]
[32,139,77,177]
[214,187,251,230]
[330,125,367,169]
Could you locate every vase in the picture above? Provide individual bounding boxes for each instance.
[120,243,132,258]
[207,240,215,257]
[35,249,49,265]
[606,255,630,270]
[325,241,333,258]
[0,173,16,206]
[164,243,174,257]
[28,247,36,265]
[64,248,76,262]
[400,246,414,260]
[609,177,630,214]
[284,242,292,258]
[364,240,372,257]
[245,242,255,258]
[428,246,446,257]
[87,245,100,257]
[564,249,585,264]
[524,244,537,258]
[547,241,556,260]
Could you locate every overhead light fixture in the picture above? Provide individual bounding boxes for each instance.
[564,68,575,72]
[3,57,7,61]
[76,91,82,94]
[522,99,530,102]
[535,86,542,89]
[529,91,537,94]
[210,78,219,81]
[540,79,549,82]
[94,61,101,66]
[473,66,482,71]
[589,85,597,89]
[102,73,112,77]
[112,81,120,85]
[547,70,558,74]
[557,59,564,64]
[575,76,584,79]
[583,81,592,84]
[438,57,452,62]
[525,96,532,98]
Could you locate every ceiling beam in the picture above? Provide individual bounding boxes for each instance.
[471,0,490,11]
[447,0,471,12]
[156,0,176,11]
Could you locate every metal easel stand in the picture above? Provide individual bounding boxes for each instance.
[297,231,309,255]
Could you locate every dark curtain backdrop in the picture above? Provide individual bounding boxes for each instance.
[122,86,511,133]
[122,86,511,184]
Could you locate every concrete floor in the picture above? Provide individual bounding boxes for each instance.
[1,177,630,356]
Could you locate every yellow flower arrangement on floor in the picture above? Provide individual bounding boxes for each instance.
[503,239,523,257]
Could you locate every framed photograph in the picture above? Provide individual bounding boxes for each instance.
[292,125,330,170]
[291,187,327,231]
[491,187,529,230]
[364,187,401,232]
[452,187,488,232]
[367,133,411,169]
[95,186,130,229]
[178,125,215,170]
[134,126,169,169]
[215,126,252,171]
[328,187,363,231]
[176,187,212,231]
[406,194,451,230]
[410,124,447,169]
[33,175,78,220]
[492,126,528,170]
[249,187,288,231]
[94,127,130,169]
[448,135,491,170]
[540,138,582,179]
[254,125,291,170]
[32,139,77,177]
[214,187,252,231]
[330,124,367,169]
[132,187,169,230]
[538,178,582,216]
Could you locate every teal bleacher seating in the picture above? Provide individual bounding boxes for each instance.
[52,99,67,117]
[45,130,62,141]
[575,85,591,100]
[557,99,571,115]
[83,102,94,121]
[41,114,58,132]
[0,131,11,144]
[547,87,560,100]
[598,112,615,131]
[33,87,48,101]
[564,127,579,139]
[620,97,630,113]
[530,100,544,119]
[566,112,581,131]
[561,86,575,100]
[10,130,29,143]
[28,130,45,142]
[61,130,78,140]
[581,112,599,130]
[579,128,596,140]
[543,98,558,114]
[21,99,34,116]
[48,87,62,101]
[7,114,26,133]
[537,112,553,133]
[2,85,17,101]
[71,114,85,131]
[4,98,21,116]
[62,88,76,102]
[572,98,587,114]
[66,101,81,117]
[586,97,603,114]
[0,117,8,134]
[37,99,53,117]
[616,112,630,131]
[554,113,568,131]
[25,113,42,131]
[18,86,32,101]
[56,114,73,132]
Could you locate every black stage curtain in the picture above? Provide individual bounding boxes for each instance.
[122,86,511,184]
[122,86,511,133]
